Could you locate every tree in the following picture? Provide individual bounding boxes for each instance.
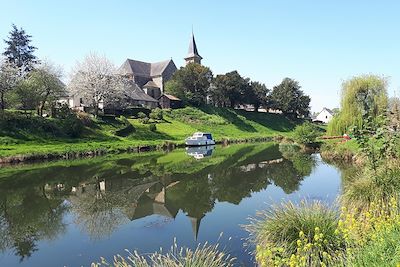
[25,62,65,116]
[270,78,310,118]
[0,59,19,110]
[69,53,124,117]
[210,71,248,108]
[3,24,38,74]
[246,81,269,111]
[327,75,388,135]
[165,63,212,106]
[389,96,400,130]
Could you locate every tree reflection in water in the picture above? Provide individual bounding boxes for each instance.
[0,142,318,260]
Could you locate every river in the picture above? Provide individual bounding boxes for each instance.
[0,142,344,266]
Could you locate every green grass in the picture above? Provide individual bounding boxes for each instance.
[347,221,400,266]
[92,240,235,267]
[246,200,341,256]
[0,106,297,159]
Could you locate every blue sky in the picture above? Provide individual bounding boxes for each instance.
[1,0,399,111]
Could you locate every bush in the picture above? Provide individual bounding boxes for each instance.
[149,108,163,120]
[246,200,343,266]
[149,123,157,132]
[61,115,84,138]
[292,122,321,145]
[115,116,135,137]
[137,112,147,119]
[92,241,235,267]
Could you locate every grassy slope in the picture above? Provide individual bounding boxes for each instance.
[0,107,296,158]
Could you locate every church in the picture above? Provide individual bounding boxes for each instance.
[117,32,202,102]
[65,33,202,111]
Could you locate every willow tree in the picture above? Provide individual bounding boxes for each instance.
[327,75,388,135]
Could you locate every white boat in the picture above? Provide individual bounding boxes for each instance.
[185,132,216,146]
[186,145,215,159]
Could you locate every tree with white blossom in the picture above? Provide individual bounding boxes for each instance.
[0,58,19,111]
[68,53,125,117]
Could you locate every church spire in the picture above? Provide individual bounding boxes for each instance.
[184,31,202,65]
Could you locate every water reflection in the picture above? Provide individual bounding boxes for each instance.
[0,143,320,262]
[186,145,215,159]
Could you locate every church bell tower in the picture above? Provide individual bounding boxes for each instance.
[184,32,202,65]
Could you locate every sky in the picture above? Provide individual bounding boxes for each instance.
[1,0,399,112]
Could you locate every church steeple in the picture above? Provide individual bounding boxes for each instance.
[184,31,202,65]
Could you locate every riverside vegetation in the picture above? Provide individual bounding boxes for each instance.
[245,75,400,266]
[0,106,297,162]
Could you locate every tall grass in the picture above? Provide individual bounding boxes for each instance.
[246,200,344,266]
[92,240,235,267]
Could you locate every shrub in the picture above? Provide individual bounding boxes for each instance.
[77,112,93,127]
[137,112,147,119]
[149,108,163,120]
[292,122,321,145]
[149,123,157,132]
[92,241,235,267]
[139,117,150,124]
[246,200,343,266]
[61,115,84,138]
[114,116,135,137]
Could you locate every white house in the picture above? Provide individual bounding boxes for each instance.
[313,108,334,123]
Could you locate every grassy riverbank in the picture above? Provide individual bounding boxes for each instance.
[0,107,297,162]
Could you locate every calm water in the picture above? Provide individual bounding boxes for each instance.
[0,143,343,266]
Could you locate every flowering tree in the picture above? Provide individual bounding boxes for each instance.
[69,53,125,116]
[0,59,19,110]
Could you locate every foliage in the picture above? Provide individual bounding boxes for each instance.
[149,123,157,132]
[149,108,163,120]
[247,81,270,111]
[137,112,147,119]
[68,53,126,116]
[23,61,65,116]
[2,24,38,73]
[388,96,400,131]
[0,59,19,110]
[270,78,310,118]
[247,200,343,267]
[92,240,235,267]
[327,74,388,135]
[114,116,135,137]
[292,122,321,145]
[53,104,84,137]
[164,63,213,106]
[209,71,249,108]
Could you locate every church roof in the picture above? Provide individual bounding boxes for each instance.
[118,59,174,78]
[125,83,159,102]
[143,80,160,88]
[185,33,202,60]
[161,94,181,101]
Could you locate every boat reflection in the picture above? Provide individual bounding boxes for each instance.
[186,145,215,159]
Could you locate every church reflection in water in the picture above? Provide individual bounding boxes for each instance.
[0,143,319,260]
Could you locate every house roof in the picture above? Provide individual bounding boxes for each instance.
[118,59,174,78]
[125,83,159,102]
[321,107,334,115]
[185,33,202,60]
[143,80,159,88]
[161,94,181,101]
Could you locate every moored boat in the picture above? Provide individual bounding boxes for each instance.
[185,132,216,146]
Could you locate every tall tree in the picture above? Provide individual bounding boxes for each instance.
[210,71,248,108]
[26,61,65,116]
[270,78,310,118]
[69,53,124,117]
[3,24,38,73]
[0,59,19,110]
[327,75,388,135]
[246,81,269,112]
[165,63,212,107]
